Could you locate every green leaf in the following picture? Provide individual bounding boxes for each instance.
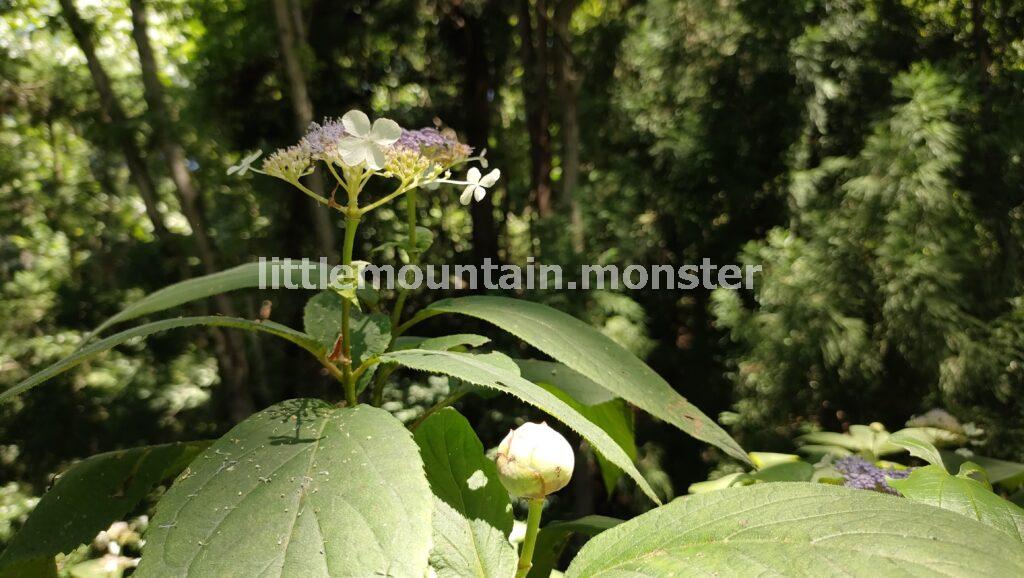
[303,292,391,365]
[419,334,492,351]
[373,226,435,257]
[89,262,326,338]
[536,383,636,496]
[424,296,748,463]
[687,472,751,494]
[414,408,516,578]
[136,400,432,577]
[748,460,814,483]
[566,483,1024,576]
[1,316,320,403]
[527,516,621,578]
[889,464,1024,542]
[749,452,800,469]
[381,349,662,504]
[0,442,208,573]
[515,360,614,406]
[889,429,945,468]
[941,451,1024,488]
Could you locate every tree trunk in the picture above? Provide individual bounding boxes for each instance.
[458,2,501,265]
[128,0,254,422]
[271,0,338,262]
[519,0,555,218]
[57,0,169,243]
[554,0,585,253]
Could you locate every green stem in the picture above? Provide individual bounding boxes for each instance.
[341,212,361,406]
[390,190,419,329]
[515,498,545,578]
[408,390,468,431]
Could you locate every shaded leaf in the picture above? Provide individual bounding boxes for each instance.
[414,408,516,578]
[527,516,621,578]
[0,443,208,573]
[515,360,614,406]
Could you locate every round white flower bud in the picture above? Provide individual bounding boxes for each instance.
[495,422,575,499]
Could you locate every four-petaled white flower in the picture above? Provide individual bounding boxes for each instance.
[460,167,501,205]
[338,110,402,170]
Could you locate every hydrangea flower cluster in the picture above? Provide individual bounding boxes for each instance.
[238,110,498,211]
[834,456,913,495]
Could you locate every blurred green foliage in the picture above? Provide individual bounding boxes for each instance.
[1,0,1022,563]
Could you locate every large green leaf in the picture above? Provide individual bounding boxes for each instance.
[135,400,432,577]
[414,408,516,578]
[565,482,1024,576]
[1,316,320,403]
[0,442,208,574]
[381,349,661,504]
[527,516,621,578]
[889,464,1024,542]
[423,296,747,463]
[515,359,614,406]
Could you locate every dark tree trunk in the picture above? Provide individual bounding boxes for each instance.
[519,0,554,218]
[554,0,584,253]
[272,0,338,262]
[459,3,501,265]
[58,0,169,242]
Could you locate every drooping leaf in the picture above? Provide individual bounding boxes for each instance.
[0,442,209,574]
[135,400,432,577]
[889,429,945,468]
[414,408,516,578]
[1,316,320,403]
[566,482,1024,576]
[536,383,635,496]
[889,464,1024,542]
[89,261,326,338]
[423,296,748,463]
[526,516,621,578]
[515,360,614,406]
[381,349,661,504]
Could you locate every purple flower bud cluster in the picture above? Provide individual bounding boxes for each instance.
[834,456,912,495]
[301,119,349,157]
[394,128,472,165]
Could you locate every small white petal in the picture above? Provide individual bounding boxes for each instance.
[370,118,402,144]
[460,186,475,205]
[341,110,371,136]
[367,146,386,170]
[479,168,501,188]
[340,146,366,167]
[474,186,486,202]
[466,167,482,184]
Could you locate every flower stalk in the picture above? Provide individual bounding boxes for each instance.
[515,498,545,578]
[340,212,360,406]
